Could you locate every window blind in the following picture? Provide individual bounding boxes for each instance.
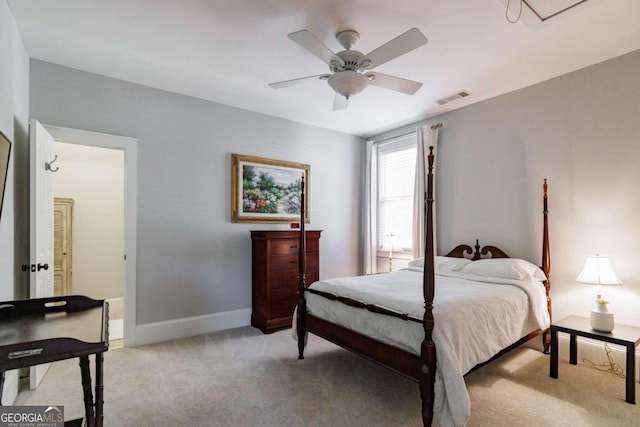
[377,136,416,252]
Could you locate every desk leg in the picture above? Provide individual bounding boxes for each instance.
[626,343,635,404]
[79,356,95,427]
[569,334,577,365]
[95,352,104,427]
[550,328,558,378]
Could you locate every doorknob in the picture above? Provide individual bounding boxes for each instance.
[37,263,49,271]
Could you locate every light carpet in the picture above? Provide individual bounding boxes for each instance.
[14,326,640,426]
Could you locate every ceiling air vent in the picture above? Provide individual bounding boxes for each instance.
[435,91,470,105]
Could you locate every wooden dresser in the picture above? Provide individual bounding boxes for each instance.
[250,230,321,333]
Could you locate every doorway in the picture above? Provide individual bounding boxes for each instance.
[44,124,138,347]
[52,142,125,347]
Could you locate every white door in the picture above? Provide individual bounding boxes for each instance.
[29,119,55,389]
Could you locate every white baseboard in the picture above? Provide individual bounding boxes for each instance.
[557,335,640,381]
[1,370,18,405]
[133,308,251,346]
[106,297,124,319]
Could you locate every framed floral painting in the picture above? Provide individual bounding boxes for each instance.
[231,153,310,223]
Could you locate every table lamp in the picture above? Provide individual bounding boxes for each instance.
[575,255,623,332]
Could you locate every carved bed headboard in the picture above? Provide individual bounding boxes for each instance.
[444,239,510,260]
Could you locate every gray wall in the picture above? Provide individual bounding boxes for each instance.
[0,1,29,301]
[0,0,29,405]
[373,50,640,327]
[30,60,364,325]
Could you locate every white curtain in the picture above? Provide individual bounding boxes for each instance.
[363,140,378,274]
[412,125,440,259]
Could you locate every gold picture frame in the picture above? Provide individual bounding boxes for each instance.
[0,131,11,220]
[231,153,310,223]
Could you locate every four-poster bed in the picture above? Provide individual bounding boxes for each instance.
[295,147,552,426]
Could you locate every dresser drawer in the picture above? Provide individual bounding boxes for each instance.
[270,296,297,319]
[270,268,299,286]
[270,240,300,255]
[270,238,319,255]
[269,264,318,285]
[271,281,297,300]
[270,254,319,271]
[270,254,299,271]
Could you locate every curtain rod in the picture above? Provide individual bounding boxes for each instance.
[371,123,443,143]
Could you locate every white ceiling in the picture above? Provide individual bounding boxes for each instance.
[8,0,640,137]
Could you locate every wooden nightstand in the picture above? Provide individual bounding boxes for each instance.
[550,315,640,404]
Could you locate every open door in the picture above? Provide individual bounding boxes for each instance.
[29,119,55,389]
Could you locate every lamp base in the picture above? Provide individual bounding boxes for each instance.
[590,307,614,332]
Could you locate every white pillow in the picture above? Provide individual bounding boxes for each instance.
[461,258,547,282]
[407,257,424,267]
[408,256,472,272]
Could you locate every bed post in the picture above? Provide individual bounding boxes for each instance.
[420,146,436,426]
[296,176,307,360]
[542,179,552,354]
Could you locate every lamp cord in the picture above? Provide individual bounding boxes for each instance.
[506,0,523,24]
[582,343,625,378]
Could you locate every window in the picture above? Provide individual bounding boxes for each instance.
[376,135,416,253]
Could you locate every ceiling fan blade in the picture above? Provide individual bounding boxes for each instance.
[288,30,345,67]
[363,28,428,69]
[369,72,423,95]
[268,74,330,89]
[332,93,348,111]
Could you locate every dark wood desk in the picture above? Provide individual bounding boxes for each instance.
[0,296,109,426]
[550,315,640,404]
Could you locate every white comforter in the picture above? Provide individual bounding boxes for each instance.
[304,267,550,427]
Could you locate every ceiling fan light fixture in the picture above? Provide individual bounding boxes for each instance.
[327,71,370,98]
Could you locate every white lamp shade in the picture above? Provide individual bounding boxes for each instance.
[381,234,396,253]
[575,255,623,285]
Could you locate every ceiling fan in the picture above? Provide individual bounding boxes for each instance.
[268,28,428,111]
